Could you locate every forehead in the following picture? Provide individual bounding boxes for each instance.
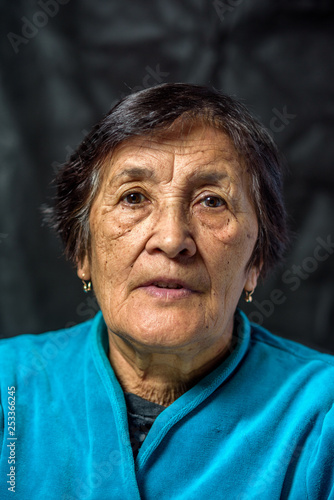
[103,126,244,182]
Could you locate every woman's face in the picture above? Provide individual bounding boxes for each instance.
[78,125,259,355]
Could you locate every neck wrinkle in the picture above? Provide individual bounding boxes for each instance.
[108,330,234,406]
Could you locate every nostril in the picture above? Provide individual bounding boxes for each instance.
[145,220,197,258]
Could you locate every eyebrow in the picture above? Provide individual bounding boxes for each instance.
[186,170,230,184]
[112,167,156,183]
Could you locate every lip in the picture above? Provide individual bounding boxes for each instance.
[137,277,198,300]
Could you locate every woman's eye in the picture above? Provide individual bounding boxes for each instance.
[123,192,146,204]
[200,196,225,208]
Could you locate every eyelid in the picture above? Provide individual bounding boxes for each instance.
[201,195,226,207]
[194,190,227,204]
[200,193,226,201]
[120,188,150,205]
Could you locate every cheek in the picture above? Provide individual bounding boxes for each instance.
[91,209,135,256]
[89,222,124,287]
[196,210,245,250]
[198,220,257,282]
[89,211,149,289]
[211,209,258,254]
[98,202,152,238]
[198,214,250,251]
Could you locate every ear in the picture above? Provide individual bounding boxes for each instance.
[77,254,91,281]
[244,265,261,293]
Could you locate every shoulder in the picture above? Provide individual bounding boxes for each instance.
[246,318,334,403]
[250,320,334,368]
[0,316,98,379]
[237,309,334,371]
[0,316,95,351]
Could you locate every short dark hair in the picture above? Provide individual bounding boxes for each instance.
[46,83,289,277]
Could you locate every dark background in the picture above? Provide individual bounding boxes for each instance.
[1,0,333,352]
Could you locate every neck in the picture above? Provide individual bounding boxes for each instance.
[107,327,233,407]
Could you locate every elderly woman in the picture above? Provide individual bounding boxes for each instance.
[0,84,333,499]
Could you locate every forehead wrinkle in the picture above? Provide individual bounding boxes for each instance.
[174,141,242,171]
[104,131,244,190]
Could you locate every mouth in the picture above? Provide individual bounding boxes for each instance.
[138,278,197,299]
[151,281,184,289]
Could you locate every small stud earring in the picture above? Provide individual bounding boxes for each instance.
[245,289,254,303]
[81,274,92,293]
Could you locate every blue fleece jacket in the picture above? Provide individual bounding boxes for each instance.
[0,310,333,499]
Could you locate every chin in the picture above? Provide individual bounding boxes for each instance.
[122,316,206,350]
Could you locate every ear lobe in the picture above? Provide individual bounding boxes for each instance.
[244,266,261,293]
[77,255,91,280]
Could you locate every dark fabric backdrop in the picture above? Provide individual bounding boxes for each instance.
[1,0,333,353]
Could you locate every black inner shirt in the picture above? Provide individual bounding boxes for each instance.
[124,392,166,459]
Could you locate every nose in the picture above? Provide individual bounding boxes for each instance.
[145,204,197,259]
